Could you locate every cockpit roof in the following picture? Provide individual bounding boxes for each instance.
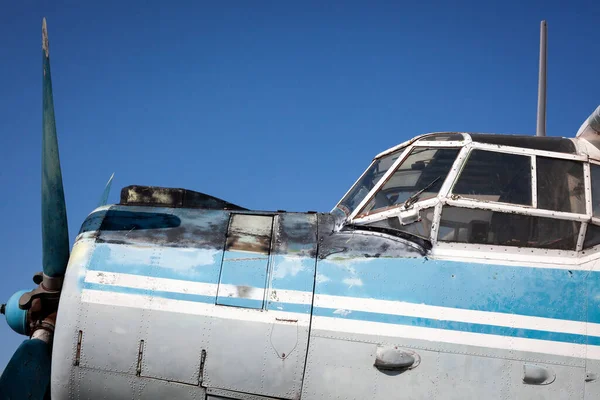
[375,132,583,160]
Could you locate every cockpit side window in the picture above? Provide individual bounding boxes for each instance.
[438,206,580,250]
[584,223,600,249]
[452,150,532,206]
[358,147,460,216]
[590,164,600,217]
[537,157,585,214]
[336,148,405,217]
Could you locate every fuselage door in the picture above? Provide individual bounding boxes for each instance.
[203,212,318,399]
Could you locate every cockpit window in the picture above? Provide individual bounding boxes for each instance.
[358,147,460,216]
[536,157,585,214]
[336,148,405,217]
[438,206,580,250]
[366,207,435,240]
[452,150,532,206]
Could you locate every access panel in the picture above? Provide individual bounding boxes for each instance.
[217,214,274,308]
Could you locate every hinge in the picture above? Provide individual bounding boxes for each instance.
[74,330,82,366]
[198,349,207,386]
[136,340,145,377]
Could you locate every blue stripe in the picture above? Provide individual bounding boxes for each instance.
[313,307,588,345]
[87,244,223,283]
[82,282,311,314]
[82,282,217,304]
[316,258,590,323]
[83,281,600,346]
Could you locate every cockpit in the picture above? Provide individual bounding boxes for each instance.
[333,132,600,253]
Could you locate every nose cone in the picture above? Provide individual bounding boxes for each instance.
[3,290,29,335]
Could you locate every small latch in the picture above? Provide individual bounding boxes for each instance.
[374,345,420,371]
[586,372,598,383]
[522,364,555,385]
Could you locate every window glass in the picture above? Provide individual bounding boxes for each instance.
[537,157,585,214]
[438,206,579,250]
[469,134,577,154]
[453,150,532,205]
[591,164,600,217]
[584,223,600,249]
[359,147,460,216]
[336,148,405,217]
[365,208,435,240]
[417,133,463,142]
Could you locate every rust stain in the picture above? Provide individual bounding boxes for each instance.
[226,233,271,254]
[275,318,298,323]
[226,257,268,262]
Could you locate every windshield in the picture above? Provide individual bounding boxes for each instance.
[357,147,460,217]
[335,148,405,217]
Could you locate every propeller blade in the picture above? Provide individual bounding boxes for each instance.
[0,338,51,399]
[98,173,115,207]
[41,17,70,278]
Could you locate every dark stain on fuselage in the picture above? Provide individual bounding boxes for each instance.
[226,233,271,254]
[81,205,427,262]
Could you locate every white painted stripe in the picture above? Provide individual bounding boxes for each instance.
[85,271,217,296]
[82,289,600,359]
[431,245,583,269]
[311,316,589,360]
[587,346,600,360]
[85,271,600,338]
[315,294,600,337]
[84,271,312,305]
[81,290,309,326]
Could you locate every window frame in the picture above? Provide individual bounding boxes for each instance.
[350,144,465,220]
[448,147,535,208]
[349,137,594,253]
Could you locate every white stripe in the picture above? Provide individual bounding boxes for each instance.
[311,316,590,360]
[85,271,600,338]
[81,290,309,326]
[84,271,312,305]
[431,244,584,269]
[315,294,600,337]
[85,271,216,296]
[81,289,600,359]
[85,271,600,337]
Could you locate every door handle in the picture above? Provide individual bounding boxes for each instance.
[374,345,420,371]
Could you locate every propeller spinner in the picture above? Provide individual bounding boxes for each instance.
[0,18,69,399]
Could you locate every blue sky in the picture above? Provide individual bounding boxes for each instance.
[0,0,598,373]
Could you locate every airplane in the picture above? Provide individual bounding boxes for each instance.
[1,17,600,400]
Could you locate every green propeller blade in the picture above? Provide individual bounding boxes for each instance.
[0,339,51,399]
[41,17,70,278]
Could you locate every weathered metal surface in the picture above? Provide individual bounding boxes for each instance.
[205,213,317,399]
[217,214,273,308]
[121,185,247,211]
[96,207,230,250]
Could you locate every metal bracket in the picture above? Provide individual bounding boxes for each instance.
[18,272,62,311]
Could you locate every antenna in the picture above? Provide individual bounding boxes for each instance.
[536,20,547,137]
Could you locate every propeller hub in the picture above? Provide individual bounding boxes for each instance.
[4,290,29,335]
